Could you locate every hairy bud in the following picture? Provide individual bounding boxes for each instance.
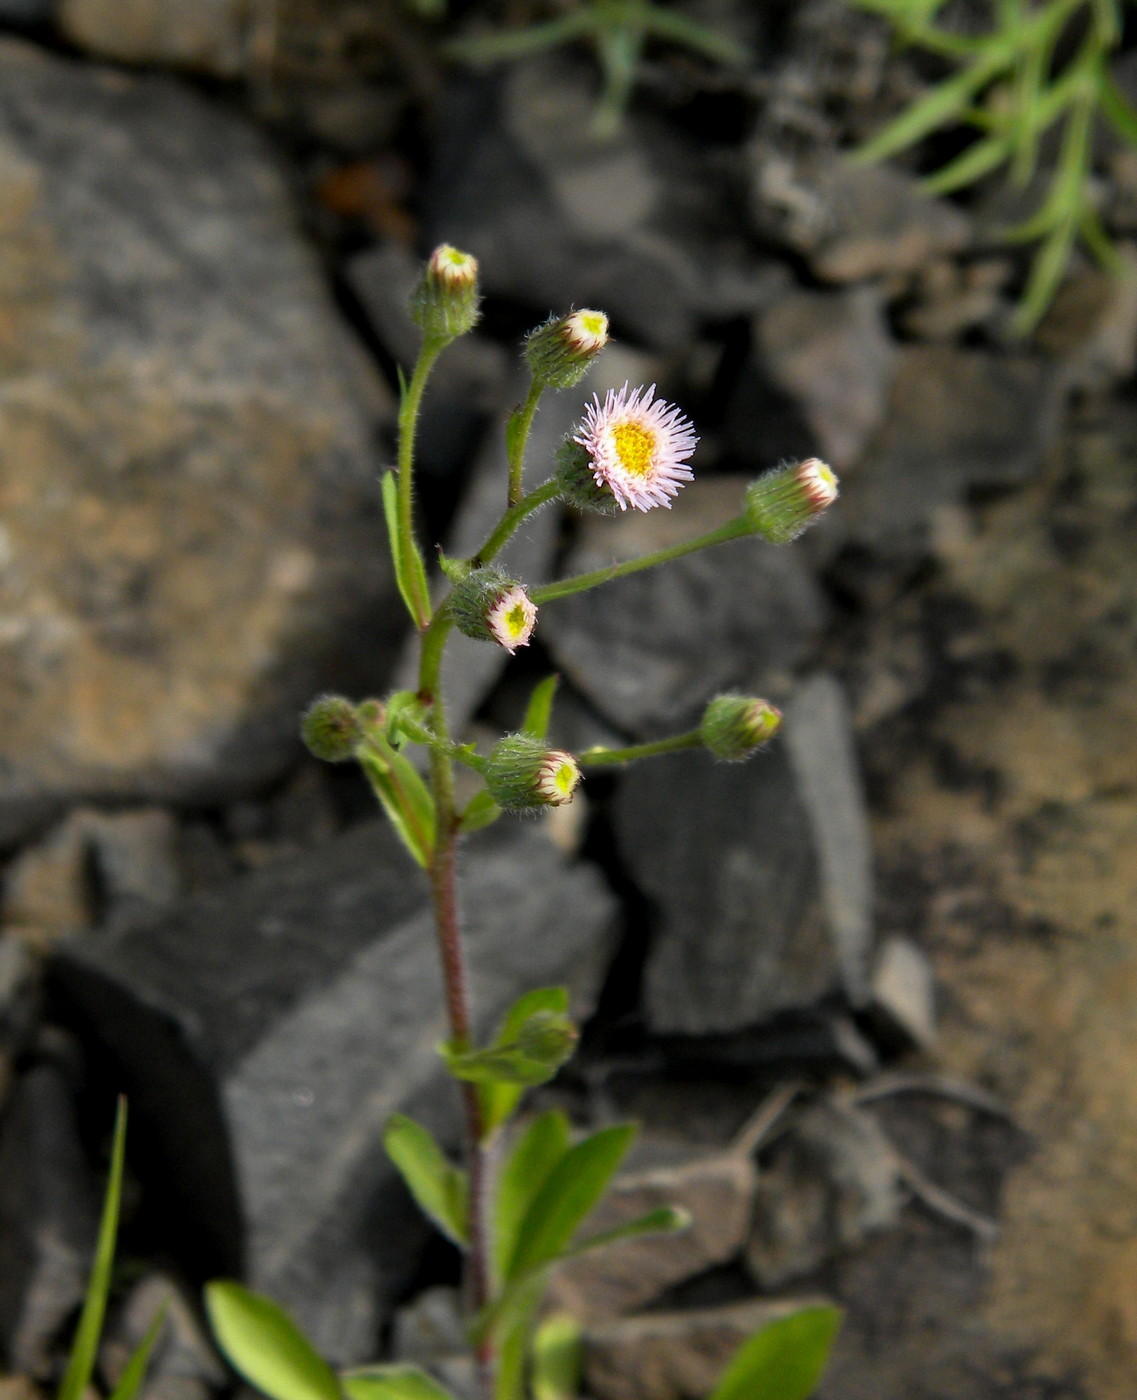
[524,309,609,389]
[700,694,782,761]
[410,244,480,341]
[302,695,363,762]
[451,567,537,653]
[486,734,581,810]
[745,457,839,544]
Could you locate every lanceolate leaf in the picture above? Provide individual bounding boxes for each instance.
[58,1097,127,1400]
[457,788,502,835]
[493,1109,571,1287]
[505,1122,637,1280]
[108,1306,169,1400]
[529,1313,583,1400]
[561,1205,691,1263]
[520,674,559,741]
[342,1366,455,1400]
[205,1283,343,1400]
[357,748,435,869]
[707,1305,843,1400]
[382,1114,469,1247]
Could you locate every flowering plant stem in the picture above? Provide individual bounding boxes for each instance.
[579,730,703,766]
[398,337,446,628]
[507,380,545,507]
[530,513,752,604]
[475,479,564,567]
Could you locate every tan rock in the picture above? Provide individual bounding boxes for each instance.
[58,0,246,76]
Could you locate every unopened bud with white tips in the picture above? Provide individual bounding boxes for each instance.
[451,567,537,654]
[524,309,609,389]
[700,694,782,761]
[410,243,481,341]
[745,457,839,544]
[486,734,581,810]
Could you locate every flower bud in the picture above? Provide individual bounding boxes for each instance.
[301,695,363,762]
[514,1008,579,1063]
[745,457,839,544]
[524,309,609,389]
[450,567,537,653]
[410,244,480,341]
[486,734,581,810]
[553,439,622,515]
[700,695,782,761]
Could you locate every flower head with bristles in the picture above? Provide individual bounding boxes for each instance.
[486,585,537,654]
[525,309,609,389]
[486,735,581,811]
[745,457,839,544]
[573,382,698,512]
[451,566,538,654]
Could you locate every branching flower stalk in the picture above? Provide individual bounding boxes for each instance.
[292,247,842,1400]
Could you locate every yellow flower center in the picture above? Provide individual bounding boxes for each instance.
[612,422,656,479]
[503,603,529,639]
[552,761,578,796]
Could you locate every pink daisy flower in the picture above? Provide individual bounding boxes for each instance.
[573,383,698,512]
[486,584,538,654]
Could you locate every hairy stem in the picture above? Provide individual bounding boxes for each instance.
[531,514,752,604]
[397,337,445,627]
[578,729,703,766]
[507,379,545,507]
[474,479,563,567]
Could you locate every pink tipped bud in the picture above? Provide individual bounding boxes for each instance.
[700,694,782,761]
[486,734,581,810]
[301,695,363,762]
[410,243,481,340]
[451,567,537,653]
[745,457,839,544]
[524,309,610,389]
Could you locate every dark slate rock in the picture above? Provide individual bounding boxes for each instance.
[841,346,1064,559]
[53,819,618,1363]
[0,39,400,843]
[619,673,872,1034]
[540,479,828,739]
[0,1063,98,1374]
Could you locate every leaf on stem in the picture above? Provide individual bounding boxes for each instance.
[204,1283,343,1400]
[342,1366,456,1400]
[457,788,502,834]
[381,471,431,629]
[521,674,559,741]
[58,1097,127,1400]
[505,1122,637,1280]
[382,1114,469,1247]
[707,1305,843,1400]
[477,989,574,1135]
[493,1109,572,1287]
[358,748,435,869]
[530,1313,583,1400]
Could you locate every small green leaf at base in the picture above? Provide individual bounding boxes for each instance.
[205,1283,342,1400]
[708,1305,843,1400]
[342,1365,456,1400]
[382,1114,469,1247]
[521,675,559,741]
[530,1313,582,1400]
[108,1306,169,1400]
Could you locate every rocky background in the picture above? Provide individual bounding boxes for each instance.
[0,1,1136,1397]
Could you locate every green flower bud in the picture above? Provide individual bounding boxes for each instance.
[524,309,609,389]
[700,694,782,761]
[486,734,581,810]
[410,244,480,341]
[450,567,537,654]
[553,438,621,515]
[302,695,363,762]
[514,1008,579,1063]
[745,457,839,544]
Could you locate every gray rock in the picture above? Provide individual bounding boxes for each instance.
[0,39,400,843]
[0,937,39,1112]
[584,1297,833,1400]
[842,345,1064,558]
[58,0,246,75]
[750,149,972,282]
[546,1136,757,1321]
[2,812,94,950]
[541,478,828,739]
[622,740,830,1036]
[870,936,937,1050]
[54,819,618,1363]
[745,1100,904,1289]
[101,1273,226,1400]
[391,1286,466,1366]
[0,1064,98,1375]
[783,675,874,1007]
[756,285,897,470]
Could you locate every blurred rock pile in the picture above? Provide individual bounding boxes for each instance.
[0,1,1136,1397]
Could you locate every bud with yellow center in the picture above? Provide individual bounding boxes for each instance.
[450,566,538,653]
[486,734,581,810]
[410,243,481,341]
[524,308,610,389]
[745,458,839,544]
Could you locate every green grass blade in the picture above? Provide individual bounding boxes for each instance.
[922,133,1010,194]
[107,1305,168,1400]
[57,1097,127,1400]
[205,1283,343,1400]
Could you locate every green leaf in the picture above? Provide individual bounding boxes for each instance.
[480,989,572,1135]
[506,1122,637,1280]
[382,472,420,628]
[493,1110,571,1286]
[382,1114,469,1247]
[205,1283,343,1400]
[708,1305,843,1400]
[1100,68,1137,147]
[852,46,1010,164]
[108,1305,168,1400]
[58,1097,127,1400]
[530,1313,582,1400]
[923,132,1010,195]
[341,1366,455,1400]
[521,675,559,741]
[562,1205,691,1262]
[440,1009,577,1087]
[457,788,502,835]
[490,1275,546,1400]
[358,748,435,869]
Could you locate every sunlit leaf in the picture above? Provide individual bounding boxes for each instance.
[205,1283,342,1400]
[382,1114,469,1247]
[708,1305,843,1400]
